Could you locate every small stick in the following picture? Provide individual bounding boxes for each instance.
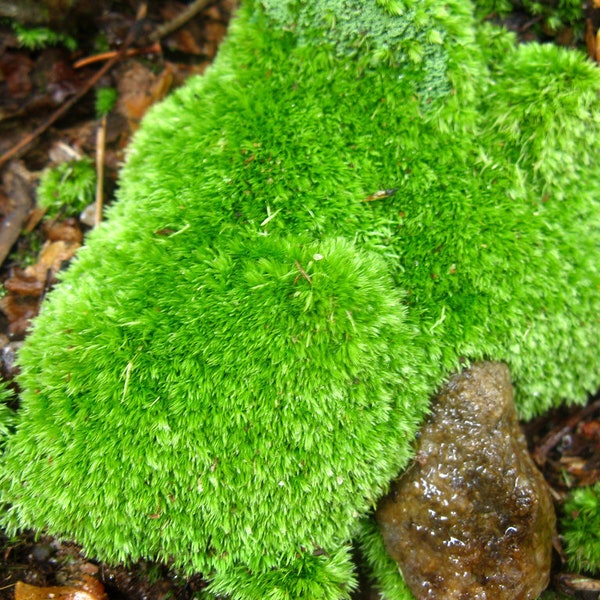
[95,114,107,226]
[73,43,161,69]
[554,572,600,593]
[294,261,312,285]
[518,14,543,32]
[0,3,148,169]
[149,0,215,43]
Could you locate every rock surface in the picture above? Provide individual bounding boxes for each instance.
[375,362,555,599]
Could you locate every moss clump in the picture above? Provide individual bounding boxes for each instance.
[95,87,118,117]
[561,484,600,575]
[258,0,471,107]
[12,22,77,51]
[1,0,600,597]
[37,158,96,217]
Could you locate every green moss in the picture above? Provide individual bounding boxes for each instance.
[358,520,415,599]
[95,87,118,117]
[37,158,96,217]
[12,22,77,51]
[209,546,357,599]
[258,0,484,110]
[0,382,15,452]
[1,0,600,598]
[562,484,600,575]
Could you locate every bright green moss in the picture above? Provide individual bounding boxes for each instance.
[0,382,15,451]
[95,87,118,117]
[37,158,96,217]
[358,520,415,599]
[258,0,483,108]
[562,484,600,575]
[12,22,77,51]
[1,0,600,598]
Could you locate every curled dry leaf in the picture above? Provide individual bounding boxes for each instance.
[0,284,41,338]
[43,218,84,244]
[25,239,81,283]
[1,240,80,337]
[116,61,175,133]
[3,272,45,296]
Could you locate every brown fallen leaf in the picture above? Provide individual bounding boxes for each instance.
[0,239,81,337]
[116,61,174,133]
[172,28,205,54]
[24,239,80,283]
[43,218,84,245]
[0,53,34,100]
[4,271,45,296]
[0,292,40,337]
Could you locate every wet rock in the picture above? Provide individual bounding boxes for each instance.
[376,361,555,600]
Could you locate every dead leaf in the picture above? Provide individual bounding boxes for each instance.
[172,29,204,54]
[24,239,80,283]
[0,289,42,337]
[43,218,84,244]
[0,53,34,100]
[4,271,45,296]
[116,61,174,132]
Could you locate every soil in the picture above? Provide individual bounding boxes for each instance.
[0,1,598,599]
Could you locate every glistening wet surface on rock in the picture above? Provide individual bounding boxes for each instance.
[376,361,555,599]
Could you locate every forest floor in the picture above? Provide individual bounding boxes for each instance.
[0,1,599,598]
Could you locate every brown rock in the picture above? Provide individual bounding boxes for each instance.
[15,574,108,600]
[376,361,555,600]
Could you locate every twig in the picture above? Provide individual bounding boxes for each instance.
[73,43,161,69]
[95,114,107,226]
[149,0,215,42]
[554,572,600,593]
[518,14,543,33]
[294,261,312,285]
[0,3,148,170]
